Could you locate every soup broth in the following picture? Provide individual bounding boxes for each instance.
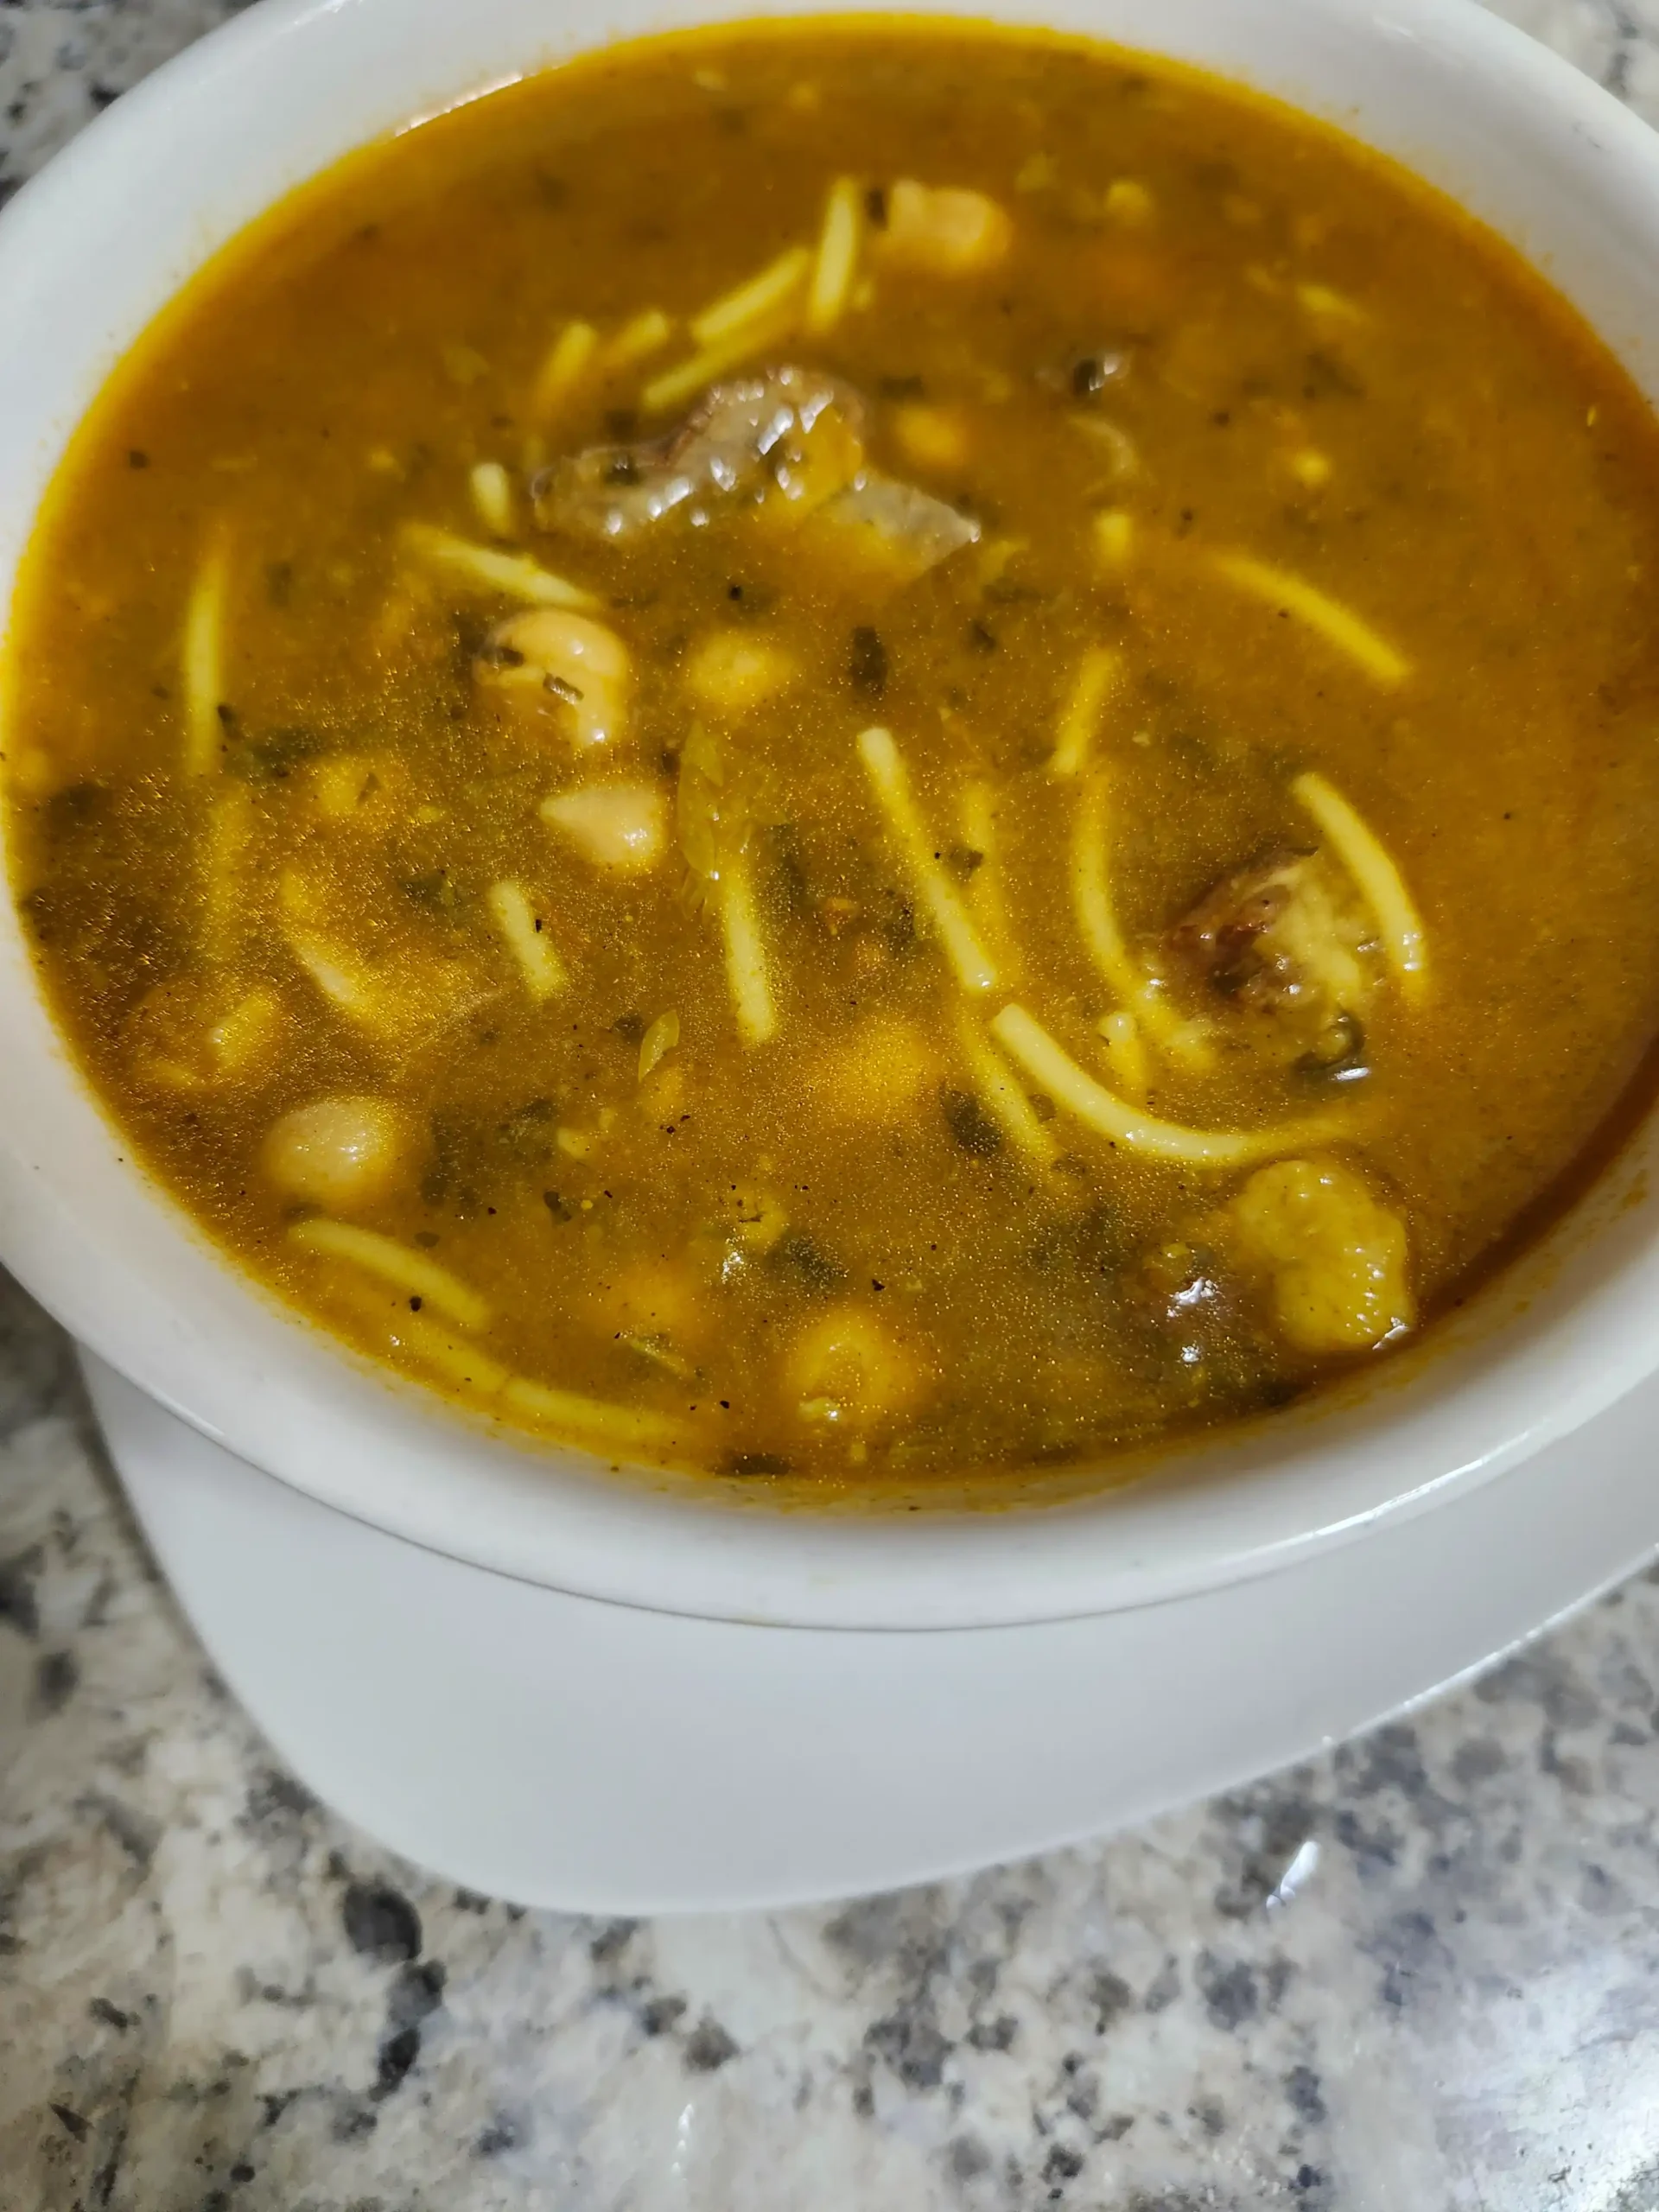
[10,20,1659,1489]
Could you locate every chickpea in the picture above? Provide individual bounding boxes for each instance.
[890,403,972,474]
[683,632,798,719]
[785,1304,931,1427]
[261,1096,422,1211]
[540,781,667,872]
[475,608,631,749]
[877,181,1013,276]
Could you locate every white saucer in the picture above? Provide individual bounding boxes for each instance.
[84,1351,1659,1913]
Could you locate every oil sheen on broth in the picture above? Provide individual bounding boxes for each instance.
[10,22,1659,1491]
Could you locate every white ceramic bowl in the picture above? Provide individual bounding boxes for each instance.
[3,0,1658,1633]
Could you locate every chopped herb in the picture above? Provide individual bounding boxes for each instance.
[402,869,460,912]
[769,1231,846,1296]
[724,1451,791,1478]
[850,626,887,694]
[42,783,105,839]
[1303,348,1364,400]
[225,723,330,781]
[942,1087,1002,1157]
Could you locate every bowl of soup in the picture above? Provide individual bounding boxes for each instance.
[3,0,1659,1630]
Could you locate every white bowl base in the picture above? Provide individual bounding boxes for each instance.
[81,1352,1659,1913]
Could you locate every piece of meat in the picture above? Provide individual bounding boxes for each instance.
[533,366,862,539]
[1173,848,1363,1001]
[1170,846,1376,1064]
[1173,847,1309,1004]
[531,365,980,582]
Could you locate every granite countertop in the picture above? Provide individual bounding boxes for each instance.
[3,3,1659,2205]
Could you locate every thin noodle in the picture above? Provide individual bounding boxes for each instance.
[1292,769,1428,996]
[1096,1009,1150,1099]
[805,179,863,334]
[990,1005,1346,1167]
[532,319,598,416]
[858,727,998,995]
[1070,774,1184,1047]
[285,927,378,1023]
[291,1218,493,1331]
[1049,645,1120,778]
[328,1271,688,1453]
[690,244,811,347]
[1212,550,1409,687]
[486,879,568,1002]
[501,1373,687,1451]
[958,1008,1057,1163]
[718,849,778,1046]
[958,780,1018,975]
[641,302,802,416]
[601,308,674,370]
[201,783,251,959]
[181,532,230,777]
[468,461,514,537]
[401,523,597,610]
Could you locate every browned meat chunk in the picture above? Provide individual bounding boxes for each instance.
[1173,847,1314,1006]
[1170,847,1376,1069]
[531,365,979,581]
[534,365,863,539]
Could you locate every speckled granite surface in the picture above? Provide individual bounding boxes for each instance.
[3,3,1659,2206]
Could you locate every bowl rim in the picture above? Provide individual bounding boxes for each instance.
[3,0,1659,1631]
